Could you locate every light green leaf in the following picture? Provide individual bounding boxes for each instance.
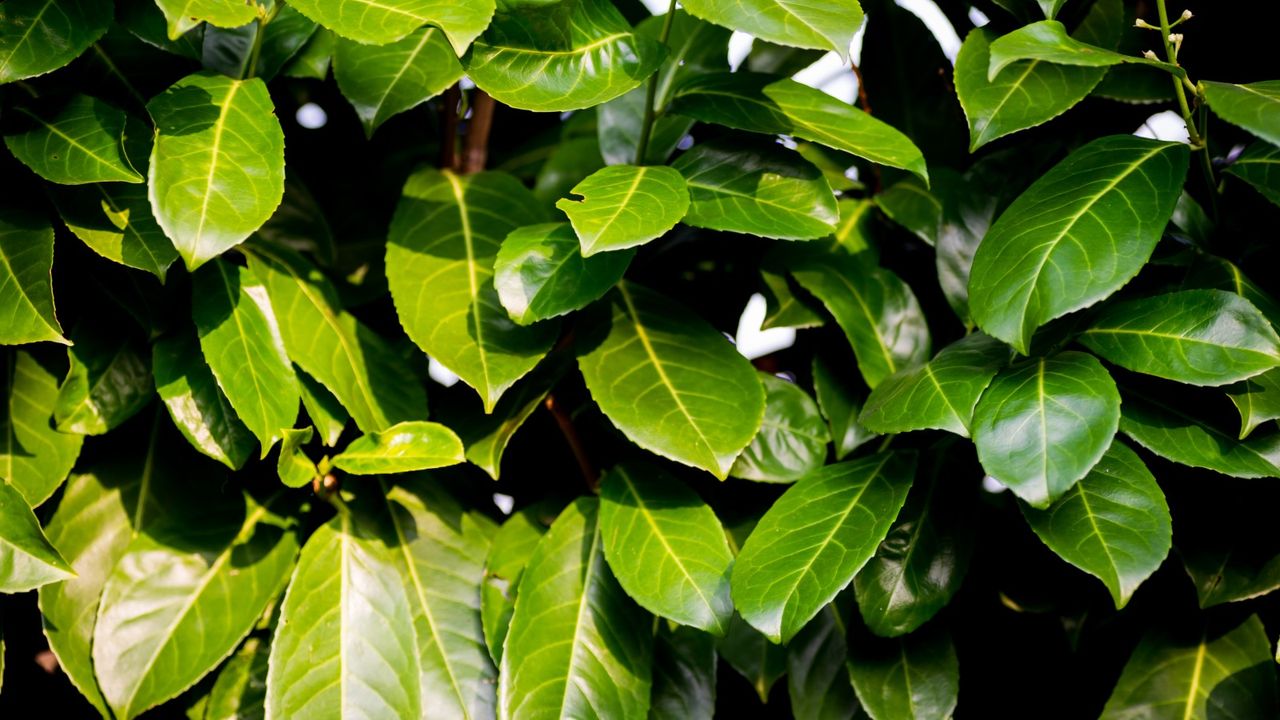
[848,625,959,720]
[465,0,663,112]
[791,255,931,390]
[1226,141,1280,207]
[499,497,653,720]
[154,0,256,40]
[732,452,916,643]
[287,0,494,54]
[968,136,1189,353]
[334,26,462,138]
[1203,80,1280,147]
[0,0,112,83]
[494,222,633,325]
[0,204,66,345]
[387,168,556,412]
[672,136,839,240]
[1119,393,1280,479]
[1227,368,1280,439]
[555,165,689,256]
[718,613,788,703]
[670,73,927,182]
[480,500,559,665]
[1022,440,1171,608]
[297,368,347,447]
[651,624,717,720]
[598,462,735,635]
[276,427,317,488]
[787,599,861,720]
[153,331,255,470]
[973,352,1120,508]
[54,325,152,435]
[148,72,285,270]
[1080,289,1280,386]
[731,373,830,483]
[4,95,142,184]
[246,242,428,432]
[0,479,74,593]
[331,421,464,474]
[1101,615,1278,720]
[578,283,765,479]
[1,351,82,506]
[813,354,877,460]
[204,636,269,720]
[51,182,178,279]
[860,333,1008,438]
[986,19,1169,79]
[681,0,862,58]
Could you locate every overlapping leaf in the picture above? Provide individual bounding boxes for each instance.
[680,0,862,58]
[1,351,82,506]
[334,27,462,137]
[152,331,255,470]
[1203,80,1280,146]
[555,165,689,255]
[848,625,959,720]
[494,222,633,325]
[731,373,830,483]
[480,500,559,665]
[1119,393,1280,478]
[52,183,177,279]
[153,0,256,40]
[0,204,66,345]
[331,421,464,474]
[287,0,494,53]
[54,324,151,435]
[1226,141,1280,207]
[5,95,142,184]
[0,479,74,593]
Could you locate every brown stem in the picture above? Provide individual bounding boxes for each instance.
[850,62,872,115]
[545,393,598,492]
[461,89,496,175]
[440,85,462,172]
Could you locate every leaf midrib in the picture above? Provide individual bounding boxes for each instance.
[0,0,55,78]
[16,106,138,181]
[192,81,240,255]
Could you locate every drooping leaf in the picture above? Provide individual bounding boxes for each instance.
[494,222,633,325]
[1225,141,1280,207]
[480,500,560,665]
[287,0,494,54]
[968,135,1189,353]
[860,333,1008,438]
[1118,393,1280,479]
[578,283,765,479]
[787,599,862,720]
[147,72,285,270]
[499,497,654,719]
[152,330,255,470]
[387,168,556,412]
[972,352,1121,509]
[1021,440,1171,608]
[1202,80,1280,147]
[848,625,959,720]
[456,355,565,480]
[555,165,689,256]
[1,351,82,506]
[813,354,877,460]
[670,73,927,182]
[934,166,1001,328]
[204,636,269,720]
[598,462,735,634]
[671,136,839,240]
[333,26,462,137]
[0,204,66,345]
[1227,368,1280,439]
[680,0,862,58]
[986,19,1167,79]
[281,27,334,79]
[54,324,152,435]
[153,0,256,40]
[763,266,825,331]
[296,368,347,447]
[718,613,788,703]
[0,479,74,593]
[51,182,178,279]
[276,427,317,488]
[731,373,830,483]
[650,624,717,720]
[4,95,142,184]
[0,0,112,83]
[330,421,464,474]
[732,452,916,643]
[464,0,664,112]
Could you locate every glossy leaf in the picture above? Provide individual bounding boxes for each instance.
[456,356,565,480]
[718,613,788,703]
[555,165,689,256]
[204,636,269,720]
[731,373,830,483]
[5,95,142,184]
[480,501,559,665]
[1022,440,1171,608]
[671,73,927,181]
[1225,141,1280,207]
[51,182,178,279]
[330,420,464,474]
[200,4,318,81]
[0,479,74,593]
[286,0,494,54]
[787,600,862,720]
[465,0,663,112]
[968,135,1189,353]
[152,331,255,470]
[0,0,111,83]
[1119,393,1280,479]
[153,0,255,40]
[681,0,862,58]
[276,427,316,488]
[333,27,462,137]
[1203,80,1280,147]
[732,452,916,643]
[672,136,839,240]
[0,204,66,345]
[813,354,877,460]
[1227,368,1280,439]
[281,27,334,79]
[986,20,1166,79]
[599,462,735,634]
[147,72,285,270]
[494,222,633,325]
[1,351,81,506]
[578,283,765,479]
[54,325,152,435]
[875,178,940,246]
[650,624,716,720]
[297,369,347,447]
[498,497,653,720]
[848,626,959,720]
[387,168,556,412]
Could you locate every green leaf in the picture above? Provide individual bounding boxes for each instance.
[4,95,142,184]
[297,368,347,447]
[968,136,1189,353]
[204,636,269,720]
[387,168,556,412]
[860,333,1008,438]
[152,331,255,470]
[1101,615,1278,720]
[986,19,1168,79]
[287,0,494,54]
[1225,141,1280,207]
[1119,393,1280,478]
[813,354,877,460]
[282,27,334,79]
[848,625,959,720]
[333,26,462,138]
[0,204,66,345]
[555,165,689,256]
[464,0,663,112]
[854,441,975,637]
[276,427,317,488]
[54,324,152,435]
[153,0,256,40]
[732,452,916,643]
[494,222,633,325]
[499,497,653,719]
[147,72,285,270]
[51,182,178,279]
[672,135,839,240]
[787,599,862,720]
[1227,368,1280,439]
[578,283,765,479]
[0,479,74,593]
[266,492,423,719]
[681,0,862,58]
[598,462,735,634]
[763,266,825,331]
[791,255,931,390]
[1179,492,1280,608]
[718,613,788,703]
[246,242,428,432]
[0,0,112,83]
[973,352,1120,509]
[651,624,717,720]
[1,351,82,506]
[731,373,830,483]
[200,5,319,82]
[94,493,298,719]
[1080,289,1280,386]
[671,73,927,182]
[1022,440,1171,608]
[1203,80,1280,147]
[875,178,941,246]
[331,421,464,474]
[192,260,300,452]
[457,356,564,480]
[480,500,559,665]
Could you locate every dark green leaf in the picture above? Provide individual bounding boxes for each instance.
[330,421,464,474]
[200,5,318,82]
[296,368,347,447]
[494,222,633,325]
[1119,393,1280,478]
[650,624,717,720]
[1203,80,1280,146]
[848,625,959,720]
[0,0,112,83]
[718,613,788,704]
[333,27,462,137]
[54,324,151,435]
[731,373,830,483]
[0,204,67,345]
[153,331,255,470]
[204,636,269,720]
[1225,141,1280,207]
[788,599,863,720]
[1227,368,1280,439]
[555,165,689,255]
[813,354,877,460]
[875,178,940,246]
[281,27,334,79]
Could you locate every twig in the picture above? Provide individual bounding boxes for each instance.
[462,90,496,174]
[850,62,872,115]
[440,85,462,171]
[634,0,678,165]
[545,393,598,492]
